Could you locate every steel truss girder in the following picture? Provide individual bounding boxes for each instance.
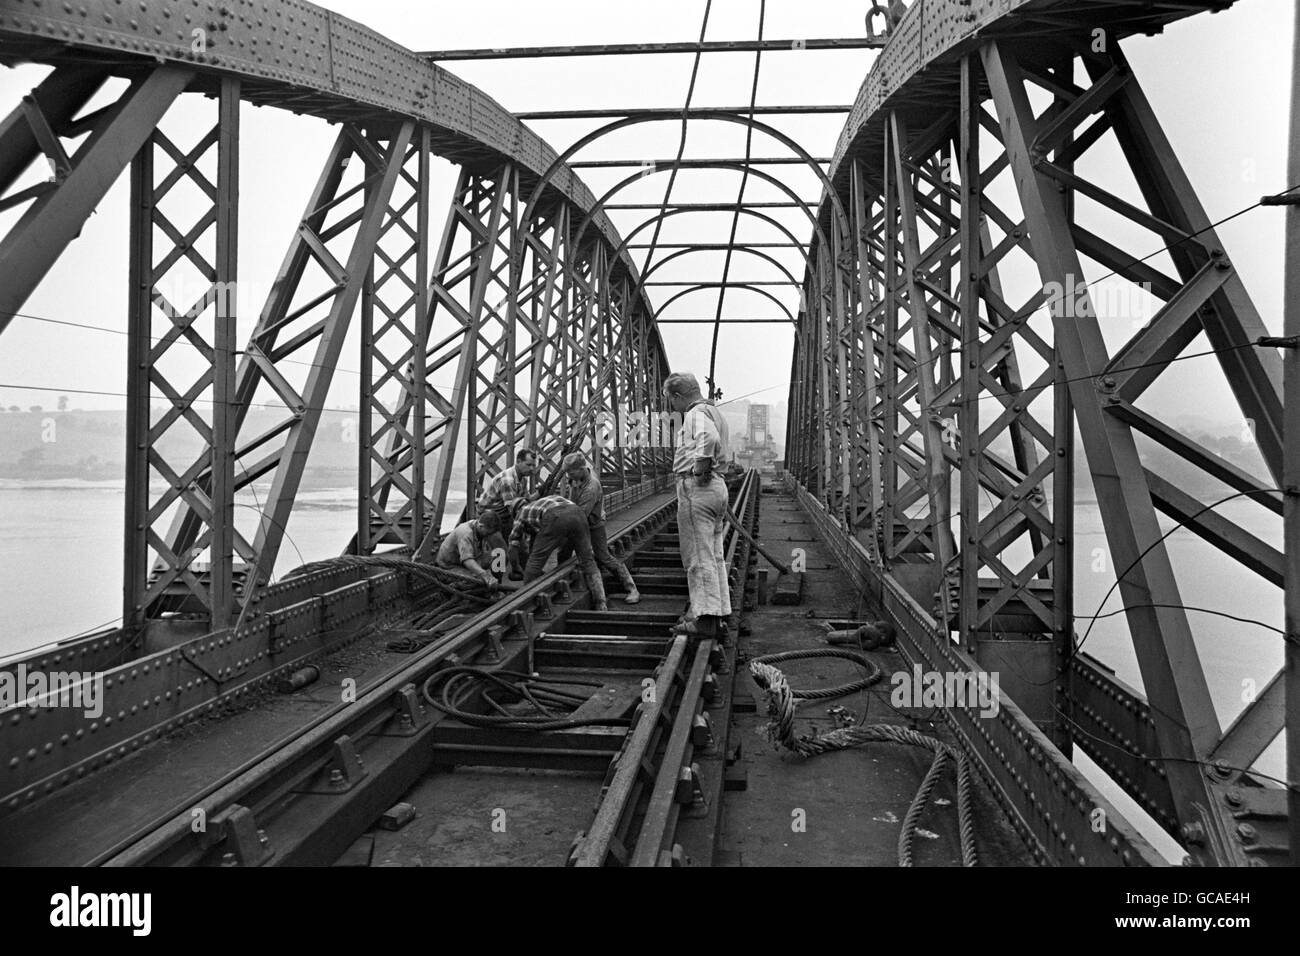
[0,67,191,337]
[123,78,243,629]
[356,130,433,554]
[164,121,416,600]
[408,163,517,559]
[982,38,1283,867]
[786,25,1288,865]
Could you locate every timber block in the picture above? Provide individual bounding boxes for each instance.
[771,571,806,605]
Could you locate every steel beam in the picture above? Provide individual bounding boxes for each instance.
[124,78,243,629]
[422,38,884,59]
[516,105,852,120]
[0,68,192,338]
[983,39,1245,866]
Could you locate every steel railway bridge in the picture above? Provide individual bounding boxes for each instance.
[0,0,1296,868]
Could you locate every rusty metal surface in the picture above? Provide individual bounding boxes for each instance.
[823,0,1240,198]
[0,0,644,302]
[0,478,668,818]
[789,475,1165,867]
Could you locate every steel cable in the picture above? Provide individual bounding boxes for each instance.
[421,666,630,731]
[747,647,883,699]
[750,659,978,866]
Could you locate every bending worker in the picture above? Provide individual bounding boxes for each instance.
[663,371,731,637]
[509,494,609,610]
[435,511,502,588]
[557,451,641,604]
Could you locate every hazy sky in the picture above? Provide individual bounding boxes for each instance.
[0,0,1293,430]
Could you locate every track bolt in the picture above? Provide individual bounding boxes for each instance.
[1236,823,1257,845]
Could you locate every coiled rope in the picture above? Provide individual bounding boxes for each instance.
[748,648,883,699]
[750,658,978,867]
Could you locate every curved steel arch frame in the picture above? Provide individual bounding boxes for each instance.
[0,4,672,634]
[653,284,796,325]
[640,245,802,290]
[786,0,1292,867]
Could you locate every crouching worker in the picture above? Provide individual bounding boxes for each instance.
[435,511,502,589]
[509,494,609,611]
[558,452,640,604]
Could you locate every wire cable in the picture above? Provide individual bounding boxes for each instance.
[635,0,713,280]
[706,0,765,395]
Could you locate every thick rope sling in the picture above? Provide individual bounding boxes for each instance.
[750,656,978,867]
[284,554,496,604]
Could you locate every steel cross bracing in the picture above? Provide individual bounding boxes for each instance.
[0,3,670,634]
[0,0,1295,869]
[786,0,1293,866]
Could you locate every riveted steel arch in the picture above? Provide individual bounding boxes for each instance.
[0,0,670,634]
[653,284,796,325]
[608,206,814,274]
[785,0,1292,868]
[640,245,802,290]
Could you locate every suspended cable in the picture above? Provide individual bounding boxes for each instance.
[706,0,766,396]
[635,0,713,280]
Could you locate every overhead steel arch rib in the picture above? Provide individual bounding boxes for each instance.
[788,0,1286,867]
[0,0,643,293]
[0,2,672,631]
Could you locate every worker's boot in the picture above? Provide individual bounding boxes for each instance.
[617,564,640,604]
[586,569,609,612]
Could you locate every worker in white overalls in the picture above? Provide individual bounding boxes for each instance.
[662,372,731,638]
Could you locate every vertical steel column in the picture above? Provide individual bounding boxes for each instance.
[984,39,1237,865]
[414,162,514,558]
[356,129,431,553]
[211,80,240,628]
[1284,0,1300,865]
[891,111,954,589]
[880,123,901,564]
[957,56,982,654]
[123,79,241,630]
[850,159,882,553]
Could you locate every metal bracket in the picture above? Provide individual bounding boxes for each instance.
[674,762,709,816]
[389,683,427,736]
[533,593,554,619]
[323,735,366,792]
[213,804,273,867]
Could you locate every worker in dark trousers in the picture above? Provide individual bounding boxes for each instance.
[556,452,641,604]
[509,494,609,610]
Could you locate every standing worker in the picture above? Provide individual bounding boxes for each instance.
[662,372,731,637]
[509,494,609,611]
[478,448,539,575]
[557,451,641,604]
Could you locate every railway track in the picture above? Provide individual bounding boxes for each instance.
[0,471,759,867]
